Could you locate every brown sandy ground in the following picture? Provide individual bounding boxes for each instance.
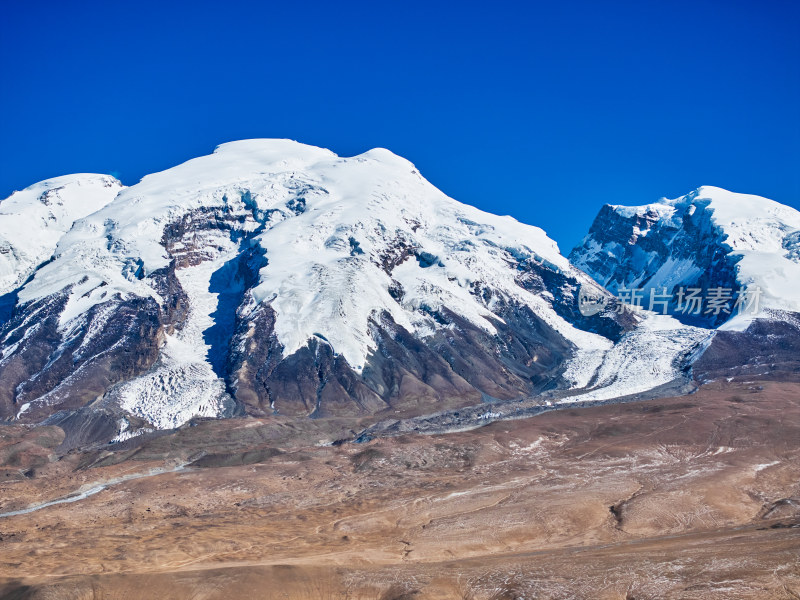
[0,380,798,599]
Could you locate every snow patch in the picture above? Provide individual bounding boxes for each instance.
[0,174,122,296]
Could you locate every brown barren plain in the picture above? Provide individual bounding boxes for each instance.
[0,380,798,599]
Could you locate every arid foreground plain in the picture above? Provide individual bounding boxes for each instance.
[0,379,798,599]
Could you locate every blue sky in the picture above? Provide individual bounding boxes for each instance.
[1,0,798,249]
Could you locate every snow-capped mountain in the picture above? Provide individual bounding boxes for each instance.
[570,186,800,327]
[2,141,734,438]
[3,140,661,431]
[570,186,800,382]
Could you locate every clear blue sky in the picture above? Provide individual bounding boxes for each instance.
[1,0,798,249]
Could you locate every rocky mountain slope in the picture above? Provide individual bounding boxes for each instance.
[4,139,703,438]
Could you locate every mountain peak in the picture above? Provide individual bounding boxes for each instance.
[211,138,337,160]
[571,186,800,325]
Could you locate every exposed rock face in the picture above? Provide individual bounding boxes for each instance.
[1,140,637,432]
[569,202,739,328]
